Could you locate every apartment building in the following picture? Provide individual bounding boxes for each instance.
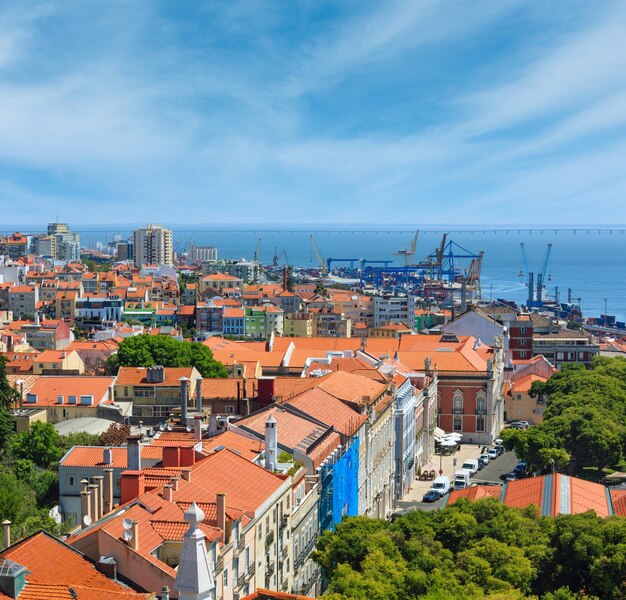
[372,294,416,328]
[133,224,174,267]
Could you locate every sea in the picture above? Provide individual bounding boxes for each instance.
[6,224,626,322]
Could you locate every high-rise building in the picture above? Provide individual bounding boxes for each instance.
[116,241,134,262]
[132,224,173,267]
[31,234,56,258]
[47,222,81,262]
[188,243,217,262]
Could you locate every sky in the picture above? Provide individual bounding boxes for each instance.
[1,1,626,225]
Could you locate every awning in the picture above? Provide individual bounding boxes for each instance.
[434,427,445,441]
[440,439,457,447]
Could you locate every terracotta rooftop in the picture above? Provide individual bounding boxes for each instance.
[447,485,502,505]
[241,588,315,600]
[202,430,264,461]
[0,531,149,599]
[26,376,115,407]
[60,445,164,468]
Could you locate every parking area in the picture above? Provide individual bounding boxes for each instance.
[394,447,519,514]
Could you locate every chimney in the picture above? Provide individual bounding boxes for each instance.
[80,490,92,528]
[208,415,218,437]
[93,476,104,520]
[162,446,180,468]
[120,471,145,504]
[103,448,112,465]
[127,435,142,471]
[181,468,191,482]
[130,520,139,551]
[179,377,190,424]
[180,446,196,467]
[265,413,278,471]
[195,376,203,412]
[194,415,202,441]
[103,468,114,515]
[160,586,171,600]
[170,476,180,492]
[163,484,173,502]
[89,484,99,522]
[81,478,89,493]
[2,520,11,548]
[216,492,227,541]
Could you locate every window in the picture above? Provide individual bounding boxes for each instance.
[517,394,522,400]
[476,395,486,415]
[225,405,235,415]
[476,416,485,432]
[453,396,463,414]
[223,569,228,587]
[69,476,75,486]
[453,416,462,431]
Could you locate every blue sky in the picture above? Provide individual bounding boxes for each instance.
[1,1,626,225]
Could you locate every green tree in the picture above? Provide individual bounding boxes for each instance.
[0,469,37,525]
[0,355,20,409]
[0,408,16,456]
[106,334,228,378]
[10,422,63,468]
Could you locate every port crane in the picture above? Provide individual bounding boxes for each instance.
[254,238,261,262]
[520,242,552,307]
[395,230,419,265]
[273,247,279,267]
[309,235,328,276]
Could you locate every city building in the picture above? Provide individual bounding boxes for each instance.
[372,294,416,328]
[189,243,218,262]
[47,222,81,262]
[133,224,174,267]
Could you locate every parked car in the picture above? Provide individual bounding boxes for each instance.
[422,489,442,503]
[480,453,491,466]
[506,472,517,482]
[510,420,530,429]
[495,444,505,456]
[477,456,488,469]
[488,448,498,460]
[514,462,527,476]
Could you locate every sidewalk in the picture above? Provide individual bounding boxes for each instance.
[404,444,485,503]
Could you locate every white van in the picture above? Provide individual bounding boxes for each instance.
[430,476,451,497]
[461,459,479,476]
[453,469,471,490]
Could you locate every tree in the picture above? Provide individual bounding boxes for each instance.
[106,334,228,378]
[98,422,131,446]
[0,355,20,409]
[0,408,15,455]
[0,469,37,526]
[56,431,101,455]
[10,422,62,468]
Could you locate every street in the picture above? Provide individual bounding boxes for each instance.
[394,450,519,514]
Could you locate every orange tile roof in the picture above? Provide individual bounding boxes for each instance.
[200,378,258,399]
[447,485,502,505]
[223,308,245,318]
[0,531,148,599]
[316,371,387,406]
[116,366,196,386]
[202,430,264,461]
[510,373,548,394]
[503,476,544,511]
[171,448,286,512]
[271,337,362,352]
[27,376,115,407]
[286,387,367,437]
[60,445,164,468]
[610,489,626,516]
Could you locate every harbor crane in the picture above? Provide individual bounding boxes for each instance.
[395,230,419,265]
[254,238,261,262]
[273,246,279,267]
[309,235,328,275]
[520,242,552,306]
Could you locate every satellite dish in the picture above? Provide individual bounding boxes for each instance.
[186,426,192,433]
[123,529,133,542]
[82,515,92,526]
[122,517,133,530]
[159,422,166,431]
[167,424,173,431]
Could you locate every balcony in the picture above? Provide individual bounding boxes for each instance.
[281,581,289,592]
[452,408,464,415]
[215,556,224,574]
[265,530,274,547]
[281,545,289,560]
[237,536,246,551]
[237,574,245,589]
[245,563,256,581]
[266,561,275,577]
[280,514,289,530]
[476,408,487,415]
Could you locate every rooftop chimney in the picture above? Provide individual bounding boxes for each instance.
[216,492,226,537]
[195,377,203,413]
[193,416,202,441]
[146,365,165,384]
[130,520,139,551]
[179,377,190,424]
[2,520,11,548]
[265,413,278,472]
[127,436,141,471]
[103,448,112,465]
[103,468,114,515]
[163,484,173,502]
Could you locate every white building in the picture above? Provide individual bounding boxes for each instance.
[47,223,81,262]
[133,224,174,267]
[373,294,416,328]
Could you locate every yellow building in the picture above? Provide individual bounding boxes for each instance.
[33,349,85,375]
[283,313,315,337]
